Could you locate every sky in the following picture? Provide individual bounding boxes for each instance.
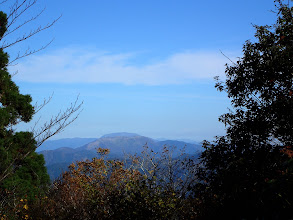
[3,0,279,141]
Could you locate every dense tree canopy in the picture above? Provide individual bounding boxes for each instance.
[0,0,80,217]
[29,147,198,219]
[0,10,50,216]
[195,1,293,219]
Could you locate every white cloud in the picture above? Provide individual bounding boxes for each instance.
[11,48,236,85]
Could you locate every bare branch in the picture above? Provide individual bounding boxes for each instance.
[0,95,83,182]
[0,158,17,183]
[220,50,236,65]
[33,96,83,147]
[0,0,8,5]
[8,38,54,65]
[0,0,61,63]
[11,70,18,76]
[33,92,53,114]
[4,7,46,39]
[6,0,36,28]
[0,1,83,190]
[1,15,61,50]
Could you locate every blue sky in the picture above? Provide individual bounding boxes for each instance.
[5,0,278,141]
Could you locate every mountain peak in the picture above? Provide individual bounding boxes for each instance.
[100,132,141,138]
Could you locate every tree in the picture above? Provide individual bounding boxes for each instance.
[0,0,82,182]
[195,1,293,219]
[0,13,50,219]
[0,1,81,217]
[34,147,198,219]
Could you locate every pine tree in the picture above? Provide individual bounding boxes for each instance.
[0,10,49,205]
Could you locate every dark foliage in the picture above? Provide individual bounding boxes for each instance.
[195,1,293,219]
[29,147,199,219]
[0,10,50,218]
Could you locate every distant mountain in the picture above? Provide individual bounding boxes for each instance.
[176,139,200,144]
[81,135,156,154]
[39,133,203,180]
[101,132,140,138]
[41,147,97,165]
[36,138,97,152]
[46,162,70,180]
[155,138,199,145]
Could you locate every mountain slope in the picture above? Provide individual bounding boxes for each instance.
[81,135,156,154]
[39,133,203,180]
[37,138,97,152]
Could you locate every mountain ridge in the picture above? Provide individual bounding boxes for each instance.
[100,132,141,138]
[38,133,202,180]
[36,137,97,152]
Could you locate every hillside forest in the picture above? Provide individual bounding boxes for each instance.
[0,0,293,219]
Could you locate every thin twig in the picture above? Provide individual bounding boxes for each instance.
[220,50,236,65]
